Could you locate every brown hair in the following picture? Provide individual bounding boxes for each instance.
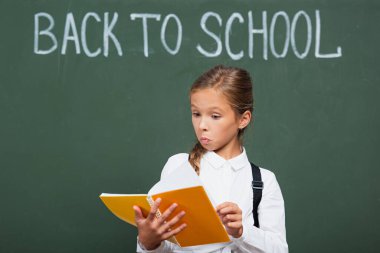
[188,65,254,174]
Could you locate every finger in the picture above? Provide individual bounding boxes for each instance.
[147,198,162,221]
[218,206,235,215]
[158,203,178,224]
[163,211,186,231]
[133,205,144,222]
[216,202,235,212]
[226,221,242,229]
[218,205,241,215]
[222,214,242,223]
[158,211,185,234]
[162,223,187,240]
[216,202,239,212]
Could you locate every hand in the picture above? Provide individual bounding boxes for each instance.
[216,202,243,238]
[133,198,187,250]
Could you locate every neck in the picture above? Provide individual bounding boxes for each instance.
[215,142,243,160]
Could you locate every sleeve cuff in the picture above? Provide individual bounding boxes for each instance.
[137,237,165,253]
[230,225,248,244]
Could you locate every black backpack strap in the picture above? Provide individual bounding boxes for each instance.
[250,162,263,228]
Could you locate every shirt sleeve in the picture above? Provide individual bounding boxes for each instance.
[160,153,189,180]
[231,171,288,253]
[136,237,176,253]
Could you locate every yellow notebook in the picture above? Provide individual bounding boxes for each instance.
[100,164,230,247]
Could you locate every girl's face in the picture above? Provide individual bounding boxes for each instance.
[190,88,250,159]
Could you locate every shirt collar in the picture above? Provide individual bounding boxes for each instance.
[203,148,250,171]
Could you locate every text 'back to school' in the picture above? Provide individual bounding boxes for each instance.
[34,9,342,60]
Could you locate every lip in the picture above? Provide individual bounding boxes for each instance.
[200,137,211,145]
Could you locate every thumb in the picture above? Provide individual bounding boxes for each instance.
[133,205,144,223]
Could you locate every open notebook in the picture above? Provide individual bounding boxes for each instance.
[99,163,230,247]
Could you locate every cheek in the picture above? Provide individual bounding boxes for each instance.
[191,118,199,131]
[220,119,234,130]
[223,121,239,135]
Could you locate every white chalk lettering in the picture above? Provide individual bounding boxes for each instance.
[291,11,312,59]
[160,14,182,55]
[32,10,342,60]
[130,13,161,57]
[104,12,122,57]
[34,12,58,55]
[196,12,223,58]
[81,12,101,57]
[225,13,244,61]
[61,13,81,55]
[248,11,268,60]
[315,10,342,58]
[270,11,290,58]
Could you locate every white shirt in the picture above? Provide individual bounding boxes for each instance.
[137,149,288,253]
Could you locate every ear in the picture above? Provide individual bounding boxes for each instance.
[238,110,252,129]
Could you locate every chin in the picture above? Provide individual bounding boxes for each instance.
[200,144,215,151]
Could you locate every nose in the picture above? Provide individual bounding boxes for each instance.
[198,116,208,131]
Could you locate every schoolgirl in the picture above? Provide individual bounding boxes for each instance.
[134,65,288,253]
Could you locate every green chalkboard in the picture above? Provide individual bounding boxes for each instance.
[0,0,379,252]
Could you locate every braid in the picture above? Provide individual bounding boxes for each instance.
[188,141,207,175]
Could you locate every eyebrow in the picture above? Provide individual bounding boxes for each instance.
[209,106,223,111]
[191,104,224,112]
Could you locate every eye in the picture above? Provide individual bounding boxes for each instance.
[192,112,200,117]
[211,114,221,119]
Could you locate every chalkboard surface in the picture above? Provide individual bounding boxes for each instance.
[1,0,379,252]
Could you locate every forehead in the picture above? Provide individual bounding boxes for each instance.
[190,88,231,110]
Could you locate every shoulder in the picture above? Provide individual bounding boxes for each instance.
[258,166,284,199]
[259,167,276,182]
[249,161,277,183]
[160,153,189,179]
[166,153,189,164]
